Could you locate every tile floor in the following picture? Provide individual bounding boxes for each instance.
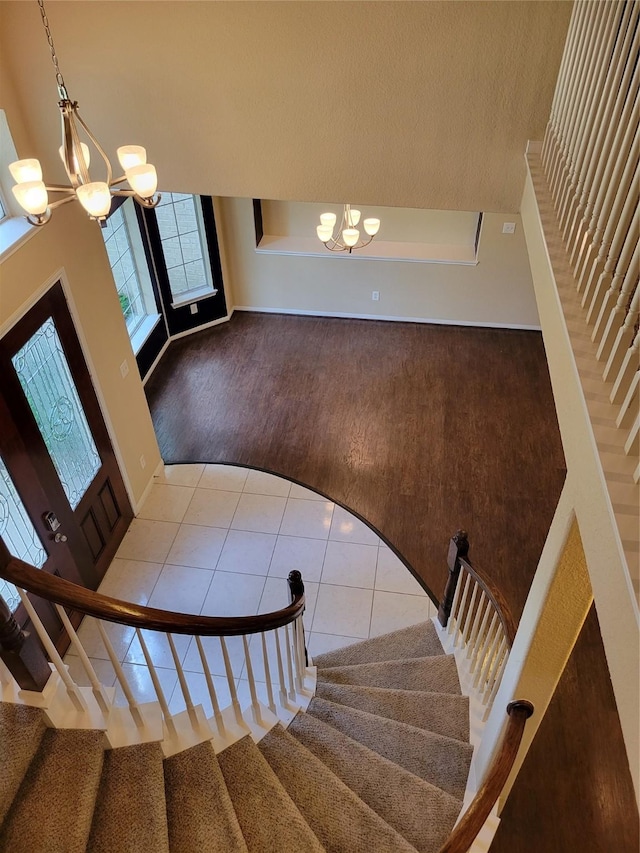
[65,464,436,717]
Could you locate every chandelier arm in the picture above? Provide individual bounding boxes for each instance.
[73,109,113,187]
[47,195,78,211]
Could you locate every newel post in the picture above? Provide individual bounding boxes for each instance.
[437,529,469,629]
[287,570,308,667]
[0,540,51,691]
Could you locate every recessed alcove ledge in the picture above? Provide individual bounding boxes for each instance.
[256,234,478,265]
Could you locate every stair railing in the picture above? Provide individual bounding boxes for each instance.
[436,699,534,853]
[438,530,516,718]
[0,540,312,750]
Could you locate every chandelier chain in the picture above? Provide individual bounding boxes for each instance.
[37,0,67,98]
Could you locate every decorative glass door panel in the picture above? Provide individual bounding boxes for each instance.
[12,318,101,510]
[0,456,47,612]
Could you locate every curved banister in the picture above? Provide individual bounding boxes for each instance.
[437,700,534,853]
[0,555,305,637]
[459,555,517,647]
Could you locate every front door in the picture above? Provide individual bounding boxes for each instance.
[0,281,133,651]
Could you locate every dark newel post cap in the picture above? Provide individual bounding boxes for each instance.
[287,570,305,598]
[453,529,469,556]
[507,699,535,719]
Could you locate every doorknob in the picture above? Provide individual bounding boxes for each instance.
[54,532,68,543]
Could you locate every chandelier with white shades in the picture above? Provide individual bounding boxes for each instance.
[9,0,160,226]
[316,204,381,253]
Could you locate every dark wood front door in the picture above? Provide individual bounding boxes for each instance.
[0,281,133,651]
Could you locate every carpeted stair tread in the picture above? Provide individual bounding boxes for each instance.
[164,740,248,853]
[318,654,462,694]
[315,681,469,742]
[87,741,169,853]
[289,711,463,853]
[0,702,47,826]
[307,696,473,800]
[259,723,419,853]
[312,621,445,668]
[0,727,104,853]
[218,734,325,853]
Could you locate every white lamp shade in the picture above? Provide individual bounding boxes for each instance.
[126,164,158,199]
[76,182,112,217]
[58,142,91,174]
[317,225,333,243]
[320,212,337,229]
[12,181,48,215]
[9,159,42,184]
[342,228,360,247]
[347,208,361,227]
[117,145,147,170]
[363,217,381,236]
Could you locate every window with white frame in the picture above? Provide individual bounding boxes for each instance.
[101,199,160,350]
[154,193,216,306]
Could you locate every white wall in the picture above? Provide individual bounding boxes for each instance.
[219,197,540,329]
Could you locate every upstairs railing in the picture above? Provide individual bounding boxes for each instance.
[541,0,639,479]
[0,539,311,751]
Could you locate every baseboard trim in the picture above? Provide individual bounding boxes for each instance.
[233,305,542,332]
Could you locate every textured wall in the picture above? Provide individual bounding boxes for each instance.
[0,1,571,212]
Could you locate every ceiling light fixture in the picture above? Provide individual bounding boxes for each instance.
[9,0,160,227]
[316,204,380,253]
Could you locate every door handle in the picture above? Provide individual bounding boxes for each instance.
[54,532,68,543]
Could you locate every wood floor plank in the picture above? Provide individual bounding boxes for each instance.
[145,311,637,853]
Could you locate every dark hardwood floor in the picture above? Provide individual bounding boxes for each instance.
[145,311,638,852]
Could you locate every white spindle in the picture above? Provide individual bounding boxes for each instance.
[466,591,488,660]
[292,616,305,692]
[97,621,144,728]
[459,581,478,645]
[482,634,508,704]
[166,632,198,728]
[452,571,472,647]
[483,640,509,718]
[616,371,639,432]
[219,636,243,726]
[284,622,296,701]
[136,629,176,738]
[54,603,110,715]
[261,632,277,715]
[593,236,639,357]
[470,597,493,674]
[242,634,262,725]
[610,331,639,406]
[476,619,502,692]
[195,636,225,735]
[447,566,466,636]
[274,627,289,709]
[17,589,85,712]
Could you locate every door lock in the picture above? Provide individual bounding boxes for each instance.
[43,511,61,533]
[54,532,68,543]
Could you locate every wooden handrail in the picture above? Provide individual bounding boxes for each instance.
[0,556,305,637]
[437,700,534,853]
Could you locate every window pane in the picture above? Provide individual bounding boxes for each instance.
[102,205,149,336]
[156,193,214,302]
[12,318,101,510]
[0,456,47,613]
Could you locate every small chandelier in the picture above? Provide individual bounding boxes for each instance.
[316,204,380,253]
[8,0,160,227]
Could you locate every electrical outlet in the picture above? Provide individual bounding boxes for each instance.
[372,291,380,301]
[139,455,146,470]
[120,359,129,379]
[502,222,516,234]
[190,303,198,315]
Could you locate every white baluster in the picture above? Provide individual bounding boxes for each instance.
[97,621,144,728]
[459,581,478,647]
[260,632,277,715]
[242,634,262,725]
[195,636,225,736]
[482,634,507,704]
[274,627,289,709]
[610,330,639,406]
[54,603,110,715]
[292,617,304,693]
[284,622,296,701]
[616,370,639,432]
[474,614,500,690]
[470,599,493,674]
[17,589,85,712]
[483,641,509,719]
[219,636,243,726]
[135,629,176,738]
[452,571,472,647]
[466,591,487,659]
[166,632,198,728]
[593,240,639,359]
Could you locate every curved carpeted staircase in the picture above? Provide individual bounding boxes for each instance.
[0,620,474,853]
